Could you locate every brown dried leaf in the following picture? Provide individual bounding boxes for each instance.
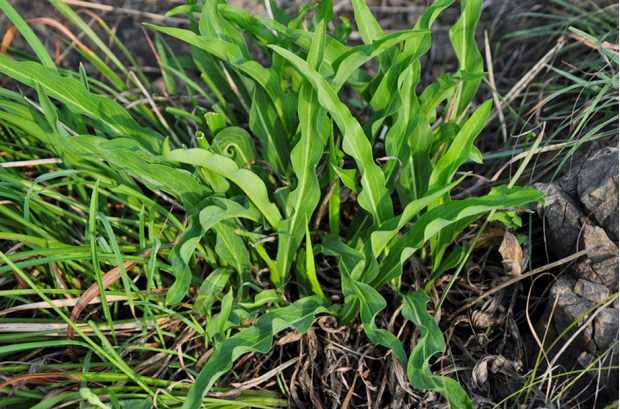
[498,231,523,276]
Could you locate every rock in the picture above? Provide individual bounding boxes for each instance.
[580,223,619,263]
[573,256,619,293]
[533,143,619,367]
[556,140,606,197]
[574,279,610,304]
[549,277,619,357]
[549,277,595,352]
[594,308,619,351]
[577,351,596,368]
[532,182,584,258]
[577,146,619,241]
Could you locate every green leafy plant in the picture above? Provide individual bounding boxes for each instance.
[0,0,545,407]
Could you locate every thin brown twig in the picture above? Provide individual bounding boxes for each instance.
[314,166,342,230]
[485,30,507,143]
[451,243,609,317]
[61,0,188,25]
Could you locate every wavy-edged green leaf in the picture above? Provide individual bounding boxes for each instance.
[211,126,257,168]
[275,21,326,286]
[365,0,455,136]
[207,288,234,344]
[402,290,473,409]
[289,3,317,29]
[449,0,485,114]
[164,147,281,228]
[322,236,407,365]
[256,16,348,62]
[168,197,260,305]
[427,100,491,270]
[249,86,291,174]
[0,56,164,153]
[375,186,545,288]
[268,44,393,227]
[332,165,360,194]
[200,197,262,232]
[330,29,429,90]
[146,24,297,137]
[350,0,384,44]
[429,100,491,193]
[420,70,486,121]
[382,64,427,205]
[314,0,334,25]
[168,4,279,46]
[180,296,331,409]
[194,269,234,315]
[213,219,251,292]
[369,175,466,258]
[199,0,251,61]
[237,289,283,309]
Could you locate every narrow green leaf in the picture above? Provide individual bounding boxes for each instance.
[369,175,467,259]
[322,236,407,365]
[275,21,326,286]
[402,290,473,409]
[350,0,384,44]
[330,30,429,90]
[304,216,328,303]
[194,268,234,315]
[0,0,58,74]
[449,0,485,114]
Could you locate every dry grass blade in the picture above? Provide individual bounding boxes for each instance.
[568,32,619,51]
[67,250,151,362]
[487,37,567,123]
[60,0,188,24]
[0,295,128,316]
[0,318,169,334]
[539,296,618,385]
[0,158,63,168]
[484,30,507,143]
[1,17,92,56]
[0,373,83,392]
[490,142,579,183]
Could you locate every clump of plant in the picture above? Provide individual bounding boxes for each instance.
[0,0,544,407]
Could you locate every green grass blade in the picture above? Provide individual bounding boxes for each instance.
[0,56,164,153]
[0,0,58,74]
